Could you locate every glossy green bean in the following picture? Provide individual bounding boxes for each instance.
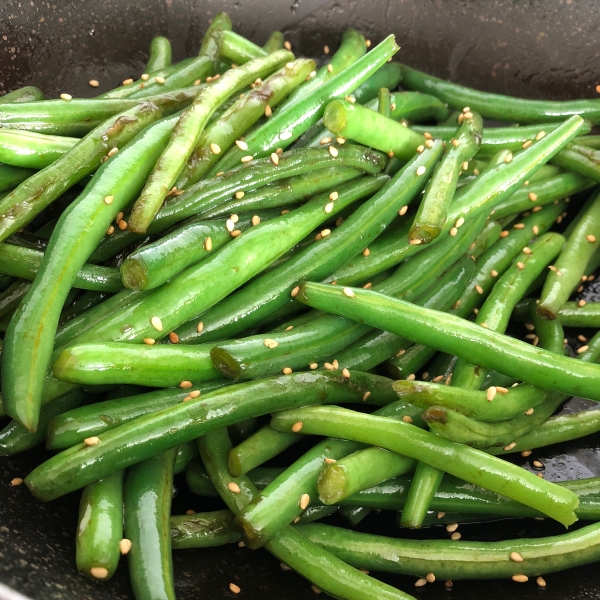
[270,405,579,526]
[365,91,450,122]
[547,301,600,328]
[324,99,425,160]
[2,112,178,432]
[0,164,36,193]
[170,509,241,549]
[0,243,122,291]
[25,371,396,501]
[399,63,600,124]
[399,462,444,528]
[550,146,600,182]
[217,30,267,64]
[262,31,284,53]
[538,188,600,319]
[0,129,78,169]
[211,35,399,174]
[0,86,44,104]
[124,448,176,600]
[300,521,600,580]
[53,342,220,387]
[198,427,414,600]
[128,49,294,233]
[178,58,315,187]
[0,279,31,320]
[409,112,483,243]
[76,471,123,581]
[146,36,172,71]
[47,380,229,450]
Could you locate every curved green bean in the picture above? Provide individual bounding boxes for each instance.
[146,36,172,72]
[0,129,78,169]
[170,509,241,549]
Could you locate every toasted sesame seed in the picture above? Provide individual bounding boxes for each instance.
[264,105,272,117]
[150,316,163,331]
[362,391,371,401]
[84,436,100,446]
[263,338,279,349]
[282,367,293,375]
[445,581,453,589]
[513,223,525,229]
[284,40,292,50]
[342,287,355,298]
[361,248,371,257]
[512,574,528,583]
[320,136,333,145]
[229,583,241,594]
[425,573,435,583]
[537,576,546,588]
[532,225,539,235]
[320,228,331,238]
[143,337,155,345]
[342,368,350,379]
[299,493,310,510]
[500,230,510,238]
[579,299,587,308]
[504,442,517,451]
[510,551,524,562]
[188,390,201,399]
[106,225,115,235]
[517,261,525,270]
[415,578,427,587]
[586,234,597,243]
[396,348,406,357]
[324,458,336,464]
[323,44,330,54]
[119,538,132,554]
[324,362,334,370]
[10,477,23,486]
[241,155,254,163]
[118,220,128,231]
[450,532,461,540]
[328,145,339,158]
[449,227,458,237]
[416,144,425,154]
[532,460,544,469]
[432,375,444,383]
[309,362,318,370]
[399,205,408,216]
[406,373,416,381]
[416,165,426,176]
[446,523,458,533]
[90,567,109,579]
[336,136,346,144]
[251,215,261,226]
[179,381,193,389]
[402,415,413,424]
[291,286,300,298]
[535,131,546,141]
[270,152,280,166]
[363,282,373,289]
[577,344,589,355]
[326,63,333,73]
[291,421,303,432]
[437,512,446,519]
[475,284,484,295]
[234,140,249,153]
[227,481,241,494]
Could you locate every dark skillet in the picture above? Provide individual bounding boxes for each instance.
[1,1,600,598]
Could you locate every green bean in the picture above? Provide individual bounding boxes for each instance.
[452,232,565,389]
[124,448,176,600]
[145,36,172,72]
[0,164,36,193]
[211,35,399,174]
[91,145,386,261]
[198,427,415,600]
[25,371,396,501]
[546,301,600,328]
[576,135,600,149]
[339,506,372,526]
[228,425,301,477]
[170,509,241,549]
[550,146,600,182]
[210,213,483,380]
[327,116,585,286]
[262,31,284,53]
[198,12,232,68]
[409,112,483,243]
[0,129,78,169]
[174,442,198,474]
[47,380,230,450]
[377,87,392,117]
[76,471,123,581]
[279,29,366,110]
[120,209,280,291]
[128,50,294,233]
[0,243,122,292]
[492,172,594,220]
[538,188,600,319]
[398,462,444,528]
[174,146,439,346]
[2,112,178,432]
[351,64,403,105]
[270,405,579,526]
[53,342,220,387]
[365,91,450,123]
[177,59,315,187]
[300,521,600,581]
[0,280,31,320]
[324,99,425,160]
[0,389,85,455]
[0,86,44,104]
[198,167,361,219]
[217,30,267,64]
[333,256,474,371]
[0,102,161,244]
[399,63,600,123]
[59,291,111,326]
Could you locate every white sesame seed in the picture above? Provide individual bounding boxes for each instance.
[342,368,350,379]
[451,532,461,540]
[89,79,100,87]
[446,523,459,532]
[504,152,513,163]
[537,577,546,588]
[209,143,221,155]
[197,322,204,333]
[328,146,339,158]
[10,477,23,486]
[228,482,241,494]
[284,40,292,50]
[103,195,114,205]
[235,139,249,151]
[409,238,422,245]
[320,137,333,145]
[415,578,427,587]
[264,105,272,117]
[504,442,517,451]
[143,337,155,345]
[450,227,458,237]
[263,338,279,349]
[324,202,334,213]
[362,391,371,401]
[204,237,212,251]
[291,421,303,432]
[510,551,524,562]
[283,367,293,375]
[241,155,254,163]
[84,437,100,446]
[336,136,346,144]
[226,219,235,232]
[60,93,72,101]
[151,316,163,331]
[512,575,528,583]
[486,386,497,401]
[586,234,597,243]
[309,362,318,370]
[251,215,261,226]
[155,76,166,84]
[535,131,546,141]
[342,287,355,298]
[362,248,370,257]
[416,166,426,176]
[90,567,109,579]
[299,493,310,510]
[455,217,465,228]
[271,152,280,166]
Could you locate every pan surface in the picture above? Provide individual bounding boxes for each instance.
[1,1,600,598]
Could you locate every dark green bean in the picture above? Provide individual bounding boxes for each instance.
[170,509,241,549]
[0,164,36,193]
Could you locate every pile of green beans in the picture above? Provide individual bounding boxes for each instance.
[3,14,600,600]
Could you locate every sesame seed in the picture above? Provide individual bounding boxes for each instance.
[88,79,100,87]
[336,136,346,145]
[119,538,132,554]
[311,585,322,594]
[437,512,446,519]
[308,71,317,79]
[143,338,155,345]
[150,316,163,331]
[228,481,241,494]
[106,226,115,235]
[229,583,241,594]
[327,64,333,73]
[324,45,330,54]
[309,362,318,370]
[84,437,100,446]
[180,381,193,389]
[402,415,413,424]
[216,172,225,176]
[153,76,166,85]
[512,575,528,583]
[416,145,425,154]
[532,460,544,469]
[537,577,547,588]
[328,146,339,158]
[535,131,546,141]
[362,391,371,401]
[118,220,128,231]
[209,143,221,155]
[446,524,458,534]
[503,152,513,163]
[263,338,279,349]
[532,225,539,235]
[60,93,72,101]
[235,140,249,152]
[517,261,525,270]
[416,165,426,176]
[579,299,587,307]
[10,477,23,486]
[203,237,212,252]
[455,217,465,228]
[586,234,597,242]
[264,105,273,117]
[449,227,458,237]
[343,287,355,298]
[504,442,517,451]
[399,205,408,216]
[342,368,350,379]
[141,73,150,81]
[226,219,235,232]
[291,421,303,432]
[280,562,292,571]
[251,215,261,226]
[475,284,484,295]
[324,362,334,370]
[320,229,331,238]
[577,344,589,355]
[299,493,310,510]
[167,332,179,345]
[445,581,453,589]
[461,161,469,171]
[432,375,444,382]
[324,458,336,464]
[425,573,435,583]
[510,551,524,562]
[414,578,427,587]
[522,247,532,255]
[409,238,422,245]
[241,155,254,163]
[365,39,372,47]
[450,532,461,540]
[284,40,292,50]
[291,286,300,298]
[320,137,333,145]
[486,386,497,401]
[513,223,525,229]
[90,567,109,579]
[500,230,509,238]
[189,391,201,399]
[270,152,280,166]
[282,367,293,375]
[425,139,433,148]
[102,194,114,205]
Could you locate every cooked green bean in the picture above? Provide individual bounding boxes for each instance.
[270,405,579,525]
[365,91,450,122]
[399,462,444,528]
[0,129,78,169]
[0,163,37,193]
[399,63,600,124]
[0,86,44,104]
[550,146,600,182]
[145,36,172,72]
[170,509,241,549]
[262,31,284,53]
[76,471,123,581]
